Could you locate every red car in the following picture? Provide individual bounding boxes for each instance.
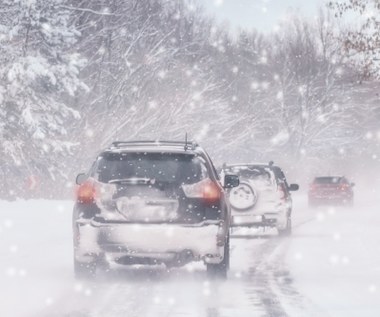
[308,176,354,207]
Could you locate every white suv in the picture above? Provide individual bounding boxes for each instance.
[221,163,298,236]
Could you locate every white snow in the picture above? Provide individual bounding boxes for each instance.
[286,194,380,316]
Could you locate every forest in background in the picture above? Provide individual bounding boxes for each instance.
[0,0,379,199]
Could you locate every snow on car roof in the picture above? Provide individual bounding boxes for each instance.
[222,163,276,181]
[104,145,202,155]
[224,162,270,167]
[315,176,343,178]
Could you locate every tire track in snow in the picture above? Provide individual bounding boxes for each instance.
[237,213,328,317]
[242,235,291,317]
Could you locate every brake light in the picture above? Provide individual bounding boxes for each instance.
[76,180,96,204]
[340,184,349,191]
[182,179,221,204]
[309,183,317,191]
[278,184,286,200]
[203,181,221,203]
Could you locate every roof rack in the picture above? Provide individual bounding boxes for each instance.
[110,140,199,151]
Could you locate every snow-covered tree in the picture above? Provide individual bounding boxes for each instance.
[1,0,378,199]
[0,0,86,197]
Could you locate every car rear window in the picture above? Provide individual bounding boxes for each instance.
[93,152,208,184]
[314,177,341,184]
[225,166,272,181]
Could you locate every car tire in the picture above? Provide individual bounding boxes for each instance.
[96,256,111,273]
[278,216,292,237]
[206,236,229,279]
[74,258,97,279]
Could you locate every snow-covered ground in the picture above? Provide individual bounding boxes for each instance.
[0,192,379,317]
[287,194,380,316]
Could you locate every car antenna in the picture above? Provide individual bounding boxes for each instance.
[184,132,188,151]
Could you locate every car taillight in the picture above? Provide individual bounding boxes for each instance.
[182,178,221,204]
[309,184,316,191]
[278,184,286,200]
[340,184,349,191]
[76,180,96,204]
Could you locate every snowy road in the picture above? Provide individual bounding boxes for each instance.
[1,193,380,317]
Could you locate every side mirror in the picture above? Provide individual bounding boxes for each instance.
[350,182,355,187]
[289,184,299,191]
[224,174,239,189]
[76,173,87,185]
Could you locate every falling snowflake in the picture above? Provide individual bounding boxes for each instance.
[329,255,339,265]
[9,245,18,253]
[369,285,377,293]
[157,70,166,79]
[260,56,268,64]
[85,129,94,137]
[251,81,259,90]
[294,252,303,261]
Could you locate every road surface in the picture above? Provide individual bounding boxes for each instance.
[1,193,379,317]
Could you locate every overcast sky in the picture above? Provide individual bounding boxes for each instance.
[199,0,327,32]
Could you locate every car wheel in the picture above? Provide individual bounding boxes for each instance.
[96,256,111,273]
[206,236,229,279]
[278,216,292,237]
[74,258,97,279]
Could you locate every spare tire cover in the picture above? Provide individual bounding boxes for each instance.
[229,181,258,211]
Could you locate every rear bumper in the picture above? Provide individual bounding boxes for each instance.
[231,211,287,229]
[74,219,226,265]
[309,189,352,196]
[308,193,353,203]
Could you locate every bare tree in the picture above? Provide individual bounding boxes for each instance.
[329,0,380,79]
[269,13,354,160]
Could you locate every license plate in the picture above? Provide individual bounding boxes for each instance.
[233,215,263,224]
